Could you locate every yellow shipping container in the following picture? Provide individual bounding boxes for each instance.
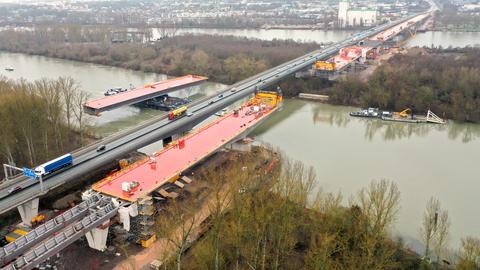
[314,61,336,71]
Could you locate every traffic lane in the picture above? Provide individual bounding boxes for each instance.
[0,12,430,212]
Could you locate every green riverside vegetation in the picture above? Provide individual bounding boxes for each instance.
[328,48,480,123]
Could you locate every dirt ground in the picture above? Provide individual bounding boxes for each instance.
[358,48,404,81]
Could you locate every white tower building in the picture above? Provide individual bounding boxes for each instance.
[338,0,349,28]
[338,0,377,28]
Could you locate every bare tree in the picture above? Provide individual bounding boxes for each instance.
[356,179,401,235]
[156,199,196,270]
[419,197,450,267]
[56,77,79,129]
[456,236,480,270]
[72,90,91,144]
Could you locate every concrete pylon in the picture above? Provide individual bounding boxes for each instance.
[17,198,39,226]
[86,220,110,251]
[118,206,131,232]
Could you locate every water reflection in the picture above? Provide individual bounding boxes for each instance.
[447,122,480,143]
[364,120,440,141]
[252,99,306,136]
[308,102,480,142]
[311,102,351,128]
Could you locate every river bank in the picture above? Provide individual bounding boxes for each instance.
[0,30,318,85]
[1,50,479,252]
[165,28,480,47]
[327,48,480,123]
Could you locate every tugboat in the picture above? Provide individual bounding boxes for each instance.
[349,107,380,118]
[5,67,14,71]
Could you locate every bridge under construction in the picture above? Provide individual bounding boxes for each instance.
[0,6,435,269]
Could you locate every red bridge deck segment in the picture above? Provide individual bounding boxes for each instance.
[83,75,207,115]
[92,105,278,202]
[372,13,428,41]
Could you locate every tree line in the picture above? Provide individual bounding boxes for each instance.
[0,76,91,179]
[0,26,318,85]
[328,49,480,123]
[152,150,480,270]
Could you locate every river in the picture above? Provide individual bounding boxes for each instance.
[0,52,227,136]
[1,42,479,251]
[158,28,480,48]
[252,100,480,252]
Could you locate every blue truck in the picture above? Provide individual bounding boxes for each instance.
[34,154,73,176]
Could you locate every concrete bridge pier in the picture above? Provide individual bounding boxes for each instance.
[17,197,39,226]
[86,220,110,251]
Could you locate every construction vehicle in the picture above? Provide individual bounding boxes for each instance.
[398,108,411,118]
[168,105,188,120]
[31,214,46,226]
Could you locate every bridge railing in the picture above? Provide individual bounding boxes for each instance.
[0,194,102,265]
[1,200,118,270]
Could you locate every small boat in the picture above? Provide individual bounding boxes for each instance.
[5,67,14,71]
[349,107,380,118]
[104,87,127,96]
[104,89,117,96]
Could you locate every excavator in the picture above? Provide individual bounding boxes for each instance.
[398,108,411,118]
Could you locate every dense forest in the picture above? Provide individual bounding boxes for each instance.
[0,76,91,178]
[0,26,318,85]
[152,151,479,270]
[329,49,480,123]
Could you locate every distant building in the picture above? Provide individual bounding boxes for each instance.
[338,0,377,28]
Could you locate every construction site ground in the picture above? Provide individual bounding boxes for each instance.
[358,47,406,81]
[53,146,272,270]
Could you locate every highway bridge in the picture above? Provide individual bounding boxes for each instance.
[0,10,433,220]
[0,6,437,269]
[0,11,433,222]
[0,3,433,242]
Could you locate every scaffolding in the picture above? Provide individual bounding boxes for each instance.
[131,196,155,247]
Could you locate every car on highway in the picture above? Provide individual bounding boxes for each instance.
[8,186,22,194]
[96,145,106,152]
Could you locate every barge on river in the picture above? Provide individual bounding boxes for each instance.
[350,108,446,124]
